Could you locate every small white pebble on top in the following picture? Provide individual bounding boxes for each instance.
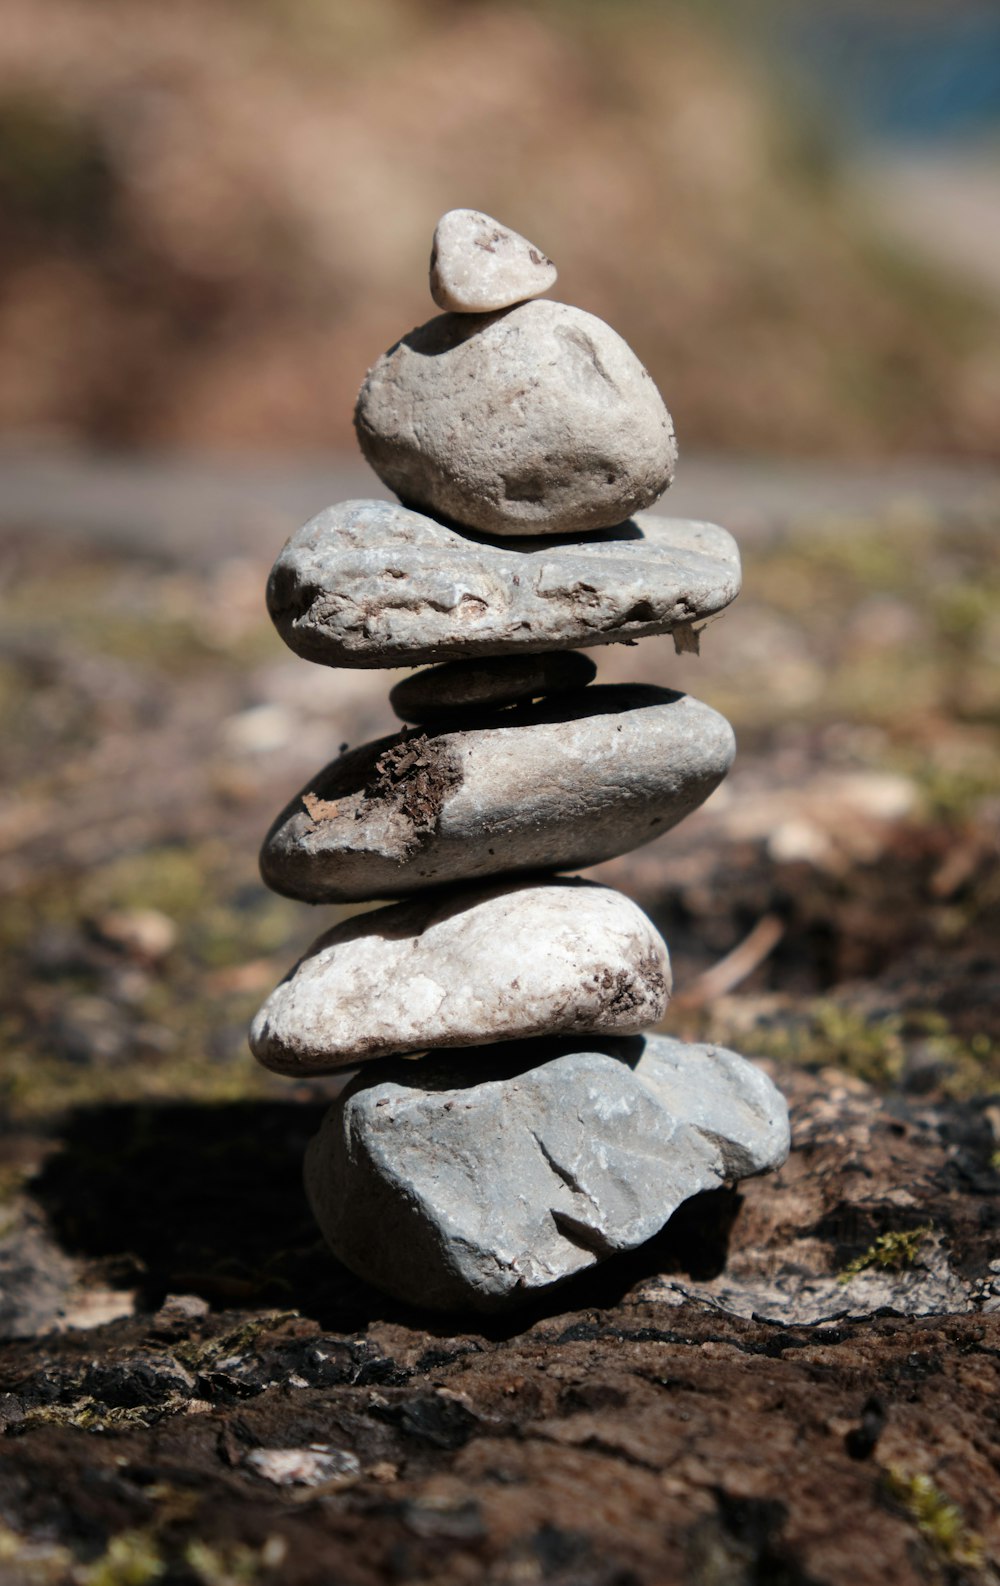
[429,208,557,313]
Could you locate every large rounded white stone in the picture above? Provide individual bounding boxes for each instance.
[260,685,735,903]
[266,500,740,669]
[304,1034,791,1311]
[248,880,669,1074]
[429,209,557,313]
[354,300,676,536]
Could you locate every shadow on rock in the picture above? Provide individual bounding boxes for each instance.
[29,1097,744,1335]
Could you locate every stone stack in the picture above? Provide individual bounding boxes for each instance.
[250,210,790,1313]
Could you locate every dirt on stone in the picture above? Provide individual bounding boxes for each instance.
[363,732,464,840]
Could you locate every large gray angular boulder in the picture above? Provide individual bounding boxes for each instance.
[354,300,675,536]
[304,1034,791,1312]
[266,501,740,669]
[249,880,670,1074]
[261,685,735,903]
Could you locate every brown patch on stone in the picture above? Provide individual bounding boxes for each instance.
[362,731,463,839]
[302,792,340,823]
[593,954,668,1020]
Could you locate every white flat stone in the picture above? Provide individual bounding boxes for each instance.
[354,300,676,536]
[304,1033,791,1311]
[260,685,735,903]
[249,880,670,1073]
[266,500,740,669]
[430,209,557,313]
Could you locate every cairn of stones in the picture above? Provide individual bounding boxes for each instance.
[250,210,790,1313]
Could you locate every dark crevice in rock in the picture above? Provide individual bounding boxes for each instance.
[551,1209,617,1259]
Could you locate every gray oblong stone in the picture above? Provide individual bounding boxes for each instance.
[260,685,735,904]
[430,209,557,313]
[248,880,670,1074]
[354,300,676,537]
[389,651,597,724]
[303,1033,791,1312]
[266,500,740,669]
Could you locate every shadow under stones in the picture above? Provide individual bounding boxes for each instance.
[30,1098,742,1339]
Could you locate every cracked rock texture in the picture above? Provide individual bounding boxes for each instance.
[429,209,557,313]
[261,686,735,903]
[354,300,676,536]
[389,650,596,723]
[304,1034,790,1311]
[266,500,740,668]
[249,880,670,1073]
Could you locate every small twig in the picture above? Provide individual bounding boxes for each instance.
[673,913,785,1009]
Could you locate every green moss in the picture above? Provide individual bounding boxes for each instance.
[174,1310,297,1373]
[883,1468,984,1569]
[20,1399,173,1434]
[80,1531,166,1586]
[746,1003,906,1090]
[839,1227,931,1283]
[183,1538,280,1584]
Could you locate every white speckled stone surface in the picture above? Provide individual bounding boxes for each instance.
[354,300,676,536]
[249,879,670,1073]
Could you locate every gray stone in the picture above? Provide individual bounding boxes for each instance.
[389,651,596,724]
[354,300,676,536]
[267,500,740,669]
[261,685,734,903]
[430,209,557,313]
[304,1034,791,1312]
[249,880,669,1074]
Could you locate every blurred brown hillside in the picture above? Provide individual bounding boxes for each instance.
[2,0,998,456]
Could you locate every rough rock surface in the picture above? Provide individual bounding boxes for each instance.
[249,880,670,1073]
[429,209,557,313]
[389,650,596,724]
[6,1070,1000,1586]
[305,1034,790,1312]
[354,300,676,536]
[261,686,735,903]
[266,500,740,668]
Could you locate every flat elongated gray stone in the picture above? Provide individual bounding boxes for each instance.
[249,880,669,1074]
[304,1034,791,1312]
[430,209,557,313]
[389,651,596,724]
[354,300,676,536]
[261,686,734,903]
[266,500,740,669]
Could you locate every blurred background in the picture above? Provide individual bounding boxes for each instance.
[1,0,999,1320]
[2,0,1000,455]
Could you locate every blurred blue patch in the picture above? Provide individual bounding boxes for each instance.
[791,4,1000,144]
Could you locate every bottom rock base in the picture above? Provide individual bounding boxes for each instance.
[304,1034,790,1312]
